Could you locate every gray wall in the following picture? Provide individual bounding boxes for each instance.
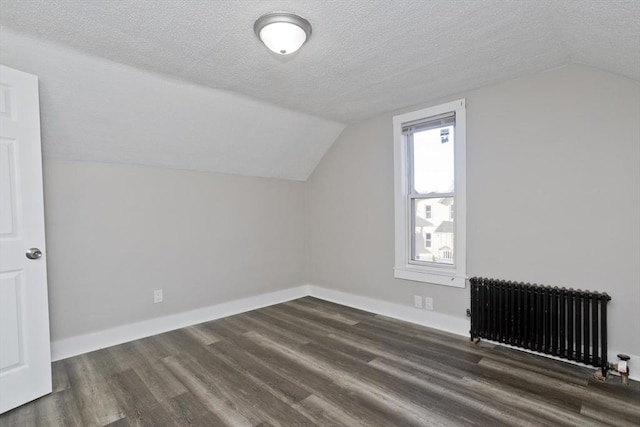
[0,30,311,343]
[305,65,640,359]
[44,159,305,341]
[5,28,639,365]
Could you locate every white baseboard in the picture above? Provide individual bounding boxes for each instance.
[51,285,309,361]
[306,285,639,382]
[308,285,470,337]
[51,283,639,382]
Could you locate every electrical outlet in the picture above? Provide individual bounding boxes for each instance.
[153,289,163,303]
[414,295,423,309]
[425,296,434,310]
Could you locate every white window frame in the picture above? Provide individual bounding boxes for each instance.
[424,232,432,248]
[393,99,467,287]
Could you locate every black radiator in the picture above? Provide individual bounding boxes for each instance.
[469,277,612,375]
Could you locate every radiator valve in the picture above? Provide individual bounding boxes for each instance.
[613,354,630,385]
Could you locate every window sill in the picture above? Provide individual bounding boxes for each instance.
[394,266,466,288]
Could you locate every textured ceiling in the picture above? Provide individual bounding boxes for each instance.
[2,0,638,124]
[1,1,638,181]
[0,29,344,180]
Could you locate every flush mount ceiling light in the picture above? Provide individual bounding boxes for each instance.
[254,12,312,55]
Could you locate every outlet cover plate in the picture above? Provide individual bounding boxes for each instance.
[425,296,434,310]
[153,289,163,303]
[414,295,423,309]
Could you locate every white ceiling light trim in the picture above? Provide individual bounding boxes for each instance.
[254,12,312,55]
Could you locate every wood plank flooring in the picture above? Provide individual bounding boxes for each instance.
[1,297,638,426]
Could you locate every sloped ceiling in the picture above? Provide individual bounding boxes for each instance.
[0,29,344,181]
[1,0,638,179]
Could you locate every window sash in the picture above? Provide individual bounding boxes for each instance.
[406,119,456,196]
[407,116,456,267]
[402,112,455,134]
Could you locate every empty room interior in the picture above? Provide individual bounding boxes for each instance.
[0,1,639,426]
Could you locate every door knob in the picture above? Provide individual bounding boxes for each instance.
[25,248,42,260]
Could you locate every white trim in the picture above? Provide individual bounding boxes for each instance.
[50,284,639,382]
[51,284,468,361]
[307,285,639,381]
[50,285,309,361]
[393,268,466,288]
[308,285,469,337]
[393,99,467,287]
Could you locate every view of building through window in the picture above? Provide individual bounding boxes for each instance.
[411,124,454,264]
[414,198,454,264]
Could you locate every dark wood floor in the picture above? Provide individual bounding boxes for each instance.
[1,297,639,426]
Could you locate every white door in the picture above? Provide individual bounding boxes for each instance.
[0,65,51,413]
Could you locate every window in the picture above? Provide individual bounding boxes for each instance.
[393,99,466,287]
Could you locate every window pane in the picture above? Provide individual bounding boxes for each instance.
[413,197,454,265]
[412,125,454,194]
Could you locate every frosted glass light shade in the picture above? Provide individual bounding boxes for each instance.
[254,13,312,55]
[259,23,306,55]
